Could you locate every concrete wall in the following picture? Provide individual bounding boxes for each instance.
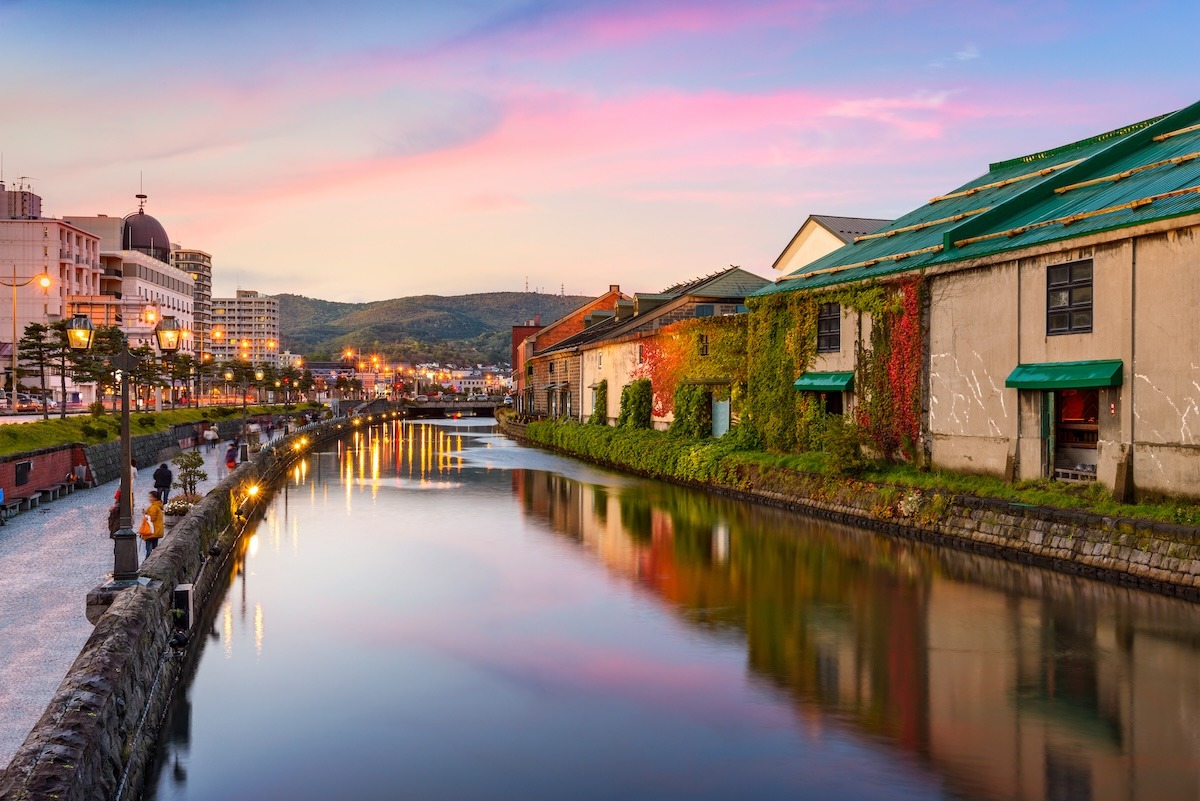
[928,264,1019,474]
[0,417,351,801]
[925,222,1200,498]
[1129,228,1200,496]
[582,339,641,425]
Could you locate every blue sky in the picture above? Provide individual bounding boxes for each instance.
[1,0,1197,302]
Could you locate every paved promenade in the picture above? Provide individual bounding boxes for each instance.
[0,438,254,767]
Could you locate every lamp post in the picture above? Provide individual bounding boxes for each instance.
[0,267,51,401]
[72,314,178,582]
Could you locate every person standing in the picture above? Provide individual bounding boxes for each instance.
[203,426,218,452]
[140,490,164,558]
[153,462,174,503]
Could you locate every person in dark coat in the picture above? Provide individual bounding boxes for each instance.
[153,463,173,503]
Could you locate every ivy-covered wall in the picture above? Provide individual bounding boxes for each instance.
[743,275,926,460]
[635,316,748,419]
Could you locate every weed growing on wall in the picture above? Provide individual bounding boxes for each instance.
[588,379,608,425]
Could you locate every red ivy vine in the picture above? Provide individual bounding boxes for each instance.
[854,277,924,459]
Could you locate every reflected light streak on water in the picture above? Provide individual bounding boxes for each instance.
[144,418,1200,801]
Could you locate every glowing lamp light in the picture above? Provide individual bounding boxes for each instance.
[38,275,51,291]
[246,484,260,498]
[66,314,95,351]
[154,316,182,353]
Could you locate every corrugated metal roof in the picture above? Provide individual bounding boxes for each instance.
[758,103,1200,297]
[810,215,893,243]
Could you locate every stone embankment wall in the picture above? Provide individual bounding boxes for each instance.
[83,421,244,486]
[503,419,1200,600]
[0,417,355,801]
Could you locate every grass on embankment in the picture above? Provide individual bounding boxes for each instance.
[0,404,319,458]
[523,419,1200,527]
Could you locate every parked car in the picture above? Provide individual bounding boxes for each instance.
[503,395,514,406]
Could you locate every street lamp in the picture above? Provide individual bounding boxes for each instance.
[0,268,51,399]
[72,314,178,582]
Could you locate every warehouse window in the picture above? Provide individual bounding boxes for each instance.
[817,303,841,352]
[1047,260,1093,335]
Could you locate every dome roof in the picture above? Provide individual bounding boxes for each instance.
[122,208,171,263]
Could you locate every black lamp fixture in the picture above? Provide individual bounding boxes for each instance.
[154,316,182,354]
[66,314,96,352]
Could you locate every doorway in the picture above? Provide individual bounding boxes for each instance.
[1051,388,1098,481]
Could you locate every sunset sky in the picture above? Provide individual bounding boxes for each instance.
[1,0,1197,302]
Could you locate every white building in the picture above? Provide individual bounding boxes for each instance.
[64,198,195,352]
[210,290,280,365]
[171,248,212,363]
[0,181,104,402]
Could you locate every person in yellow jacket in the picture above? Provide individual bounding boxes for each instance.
[141,489,165,558]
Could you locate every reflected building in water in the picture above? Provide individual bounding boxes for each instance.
[514,468,1200,801]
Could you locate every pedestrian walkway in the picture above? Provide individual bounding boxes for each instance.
[0,434,272,767]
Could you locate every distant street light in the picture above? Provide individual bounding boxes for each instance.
[0,267,50,398]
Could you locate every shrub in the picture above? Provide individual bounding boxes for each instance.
[822,414,869,476]
[588,380,608,425]
[136,414,157,428]
[81,422,110,440]
[669,384,712,439]
[88,401,106,418]
[617,379,652,429]
[172,450,208,496]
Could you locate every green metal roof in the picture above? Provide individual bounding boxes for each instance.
[793,371,854,392]
[1004,359,1123,390]
[758,101,1200,297]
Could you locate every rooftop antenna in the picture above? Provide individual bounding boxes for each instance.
[525,275,528,293]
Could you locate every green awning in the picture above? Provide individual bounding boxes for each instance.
[793,371,854,392]
[1004,359,1123,390]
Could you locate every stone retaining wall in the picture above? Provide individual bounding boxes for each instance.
[505,419,1200,600]
[83,420,247,486]
[0,417,353,801]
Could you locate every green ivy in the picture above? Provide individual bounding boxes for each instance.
[588,379,608,425]
[617,378,652,429]
[669,384,712,438]
[743,276,924,461]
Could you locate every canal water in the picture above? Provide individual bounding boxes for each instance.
[144,419,1200,801]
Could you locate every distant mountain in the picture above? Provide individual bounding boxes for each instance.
[277,291,592,365]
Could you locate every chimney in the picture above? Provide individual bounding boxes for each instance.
[609,284,619,293]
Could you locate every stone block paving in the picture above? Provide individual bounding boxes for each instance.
[0,434,273,767]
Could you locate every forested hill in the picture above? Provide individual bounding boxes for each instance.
[277,291,592,365]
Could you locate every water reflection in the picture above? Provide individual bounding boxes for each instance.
[514,468,1200,801]
[145,420,1200,801]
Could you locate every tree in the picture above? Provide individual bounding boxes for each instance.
[49,320,74,420]
[18,322,61,421]
[167,353,196,408]
[129,343,161,408]
[171,450,208,497]
[297,368,315,400]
